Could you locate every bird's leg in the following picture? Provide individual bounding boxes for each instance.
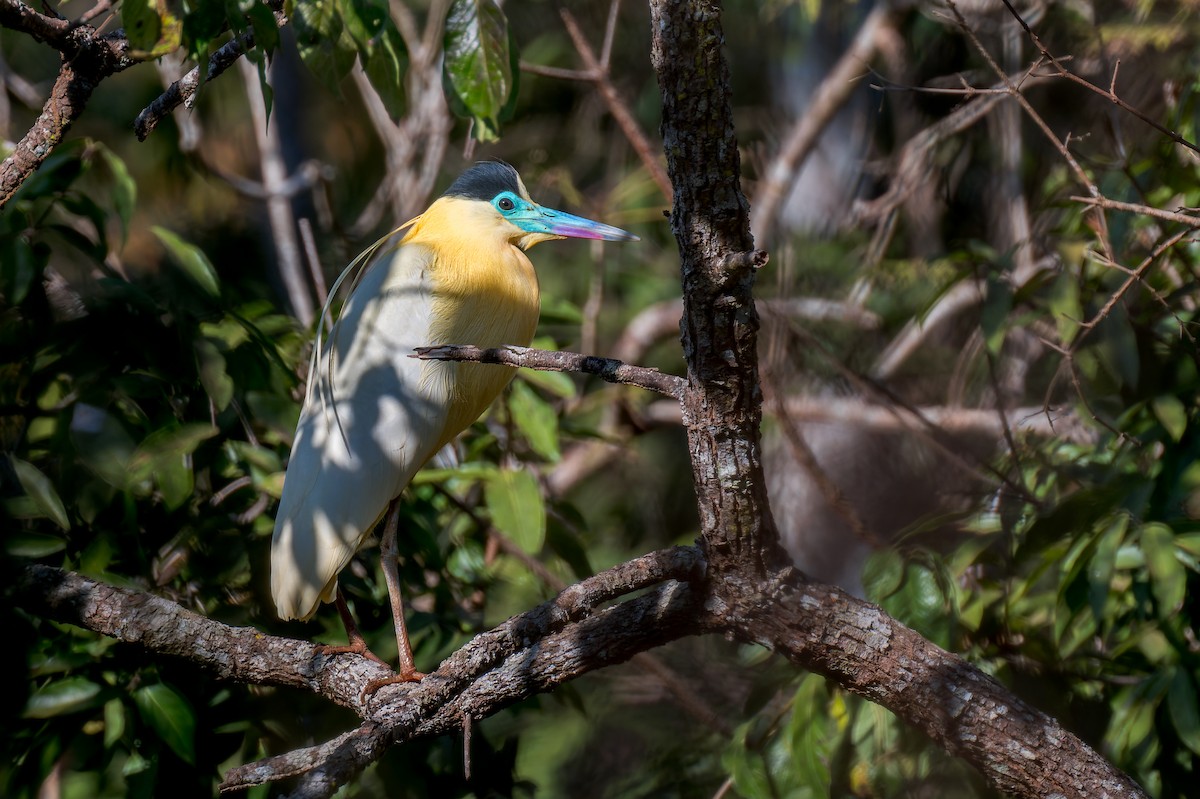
[364,498,426,695]
[314,589,388,666]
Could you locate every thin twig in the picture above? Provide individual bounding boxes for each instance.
[1069,195,1200,229]
[559,9,673,201]
[412,344,686,399]
[996,0,1200,157]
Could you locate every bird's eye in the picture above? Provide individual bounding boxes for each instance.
[497,196,516,212]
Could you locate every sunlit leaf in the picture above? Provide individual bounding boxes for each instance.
[486,469,545,554]
[24,676,103,718]
[153,226,220,297]
[122,0,163,52]
[104,698,126,749]
[9,456,70,530]
[134,683,197,765]
[443,0,515,140]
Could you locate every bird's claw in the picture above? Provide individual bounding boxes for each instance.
[360,669,425,704]
[314,641,390,667]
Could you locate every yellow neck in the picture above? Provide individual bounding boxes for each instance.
[403,197,542,444]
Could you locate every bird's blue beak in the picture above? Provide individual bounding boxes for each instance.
[511,205,639,242]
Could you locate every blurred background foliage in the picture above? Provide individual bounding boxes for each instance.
[2,0,1200,796]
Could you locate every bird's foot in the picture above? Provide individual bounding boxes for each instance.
[315,641,390,667]
[361,668,426,701]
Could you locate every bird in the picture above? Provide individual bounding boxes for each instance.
[271,161,637,682]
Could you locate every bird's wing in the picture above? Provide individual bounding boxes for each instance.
[271,244,448,621]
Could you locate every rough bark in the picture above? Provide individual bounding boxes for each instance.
[0,0,134,208]
[649,0,786,581]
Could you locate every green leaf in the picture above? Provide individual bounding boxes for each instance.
[24,676,103,718]
[1142,522,1185,616]
[442,0,515,140]
[0,234,39,305]
[196,338,235,411]
[863,549,904,601]
[361,19,409,121]
[338,0,386,48]
[153,226,219,297]
[5,531,68,557]
[486,469,545,554]
[1088,514,1126,622]
[1168,668,1200,756]
[293,0,357,93]
[1151,395,1188,442]
[546,519,593,579]
[9,456,70,530]
[509,380,560,461]
[127,423,216,508]
[122,0,163,52]
[447,539,488,582]
[97,145,137,244]
[122,0,182,56]
[134,683,197,765]
[246,0,280,54]
[104,698,126,749]
[70,403,137,489]
[1093,307,1139,389]
[980,275,1013,355]
[155,454,194,510]
[519,367,576,399]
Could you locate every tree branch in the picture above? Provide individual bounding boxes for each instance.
[710,570,1150,799]
[0,3,134,207]
[650,0,787,578]
[16,549,704,797]
[133,2,289,142]
[412,344,685,399]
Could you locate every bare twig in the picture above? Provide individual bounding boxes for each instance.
[412,344,686,399]
[559,9,672,201]
[1070,195,1200,229]
[996,0,1200,157]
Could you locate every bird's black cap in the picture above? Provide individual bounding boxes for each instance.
[442,161,525,202]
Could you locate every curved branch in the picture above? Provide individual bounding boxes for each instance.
[16,548,704,797]
[709,570,1149,799]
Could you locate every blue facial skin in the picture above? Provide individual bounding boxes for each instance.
[492,191,638,242]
